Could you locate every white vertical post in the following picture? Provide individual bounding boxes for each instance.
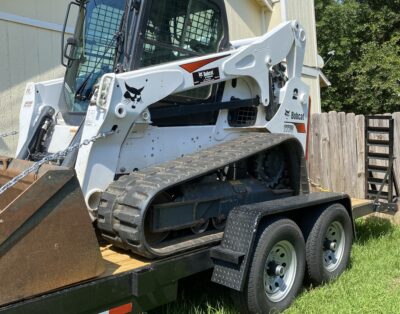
[280,0,289,21]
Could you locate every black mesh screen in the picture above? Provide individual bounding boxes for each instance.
[140,0,222,68]
[186,5,221,52]
[228,107,258,127]
[79,4,124,77]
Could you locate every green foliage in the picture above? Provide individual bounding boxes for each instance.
[316,0,400,114]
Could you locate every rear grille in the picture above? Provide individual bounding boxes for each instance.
[228,107,258,127]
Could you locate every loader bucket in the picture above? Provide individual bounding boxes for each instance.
[0,157,104,306]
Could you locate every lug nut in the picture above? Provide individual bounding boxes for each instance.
[275,265,285,276]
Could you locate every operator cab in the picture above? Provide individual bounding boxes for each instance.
[61,0,229,125]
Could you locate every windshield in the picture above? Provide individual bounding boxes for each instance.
[63,0,125,112]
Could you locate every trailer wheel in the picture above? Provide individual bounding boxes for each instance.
[235,218,305,313]
[305,203,353,285]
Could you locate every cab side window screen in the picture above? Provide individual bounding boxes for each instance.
[140,0,223,67]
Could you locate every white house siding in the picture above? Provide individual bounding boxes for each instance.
[302,74,321,114]
[0,0,70,24]
[268,1,284,30]
[0,0,72,156]
[285,0,319,68]
[225,0,264,39]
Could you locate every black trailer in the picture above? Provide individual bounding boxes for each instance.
[0,193,375,314]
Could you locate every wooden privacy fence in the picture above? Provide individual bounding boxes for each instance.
[307,112,400,199]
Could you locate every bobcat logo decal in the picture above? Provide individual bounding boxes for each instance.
[124,83,144,103]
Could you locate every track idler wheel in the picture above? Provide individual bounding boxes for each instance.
[191,219,210,234]
[212,216,227,230]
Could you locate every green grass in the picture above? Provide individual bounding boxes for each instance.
[152,217,400,314]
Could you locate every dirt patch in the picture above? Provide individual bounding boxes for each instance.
[391,277,400,288]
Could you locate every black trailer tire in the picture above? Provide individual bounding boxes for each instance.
[235,218,306,314]
[305,203,353,285]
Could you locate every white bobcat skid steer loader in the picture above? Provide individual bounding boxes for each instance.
[0,0,310,306]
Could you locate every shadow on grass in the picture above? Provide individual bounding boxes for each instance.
[355,216,395,245]
[151,270,237,314]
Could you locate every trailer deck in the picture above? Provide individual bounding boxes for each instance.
[351,198,375,219]
[101,246,150,277]
[0,196,378,314]
[1,246,214,314]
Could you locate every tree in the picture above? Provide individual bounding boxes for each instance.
[315,0,400,114]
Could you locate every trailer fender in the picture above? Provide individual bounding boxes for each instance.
[210,192,353,291]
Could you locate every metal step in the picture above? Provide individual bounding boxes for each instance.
[366,152,390,160]
[366,139,390,147]
[367,189,389,200]
[365,116,392,120]
[367,126,390,133]
[367,165,389,173]
[367,177,389,185]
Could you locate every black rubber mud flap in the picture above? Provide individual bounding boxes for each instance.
[210,192,353,291]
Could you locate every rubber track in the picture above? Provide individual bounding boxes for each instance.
[97,132,299,258]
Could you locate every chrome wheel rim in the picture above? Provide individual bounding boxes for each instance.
[323,221,345,272]
[264,240,297,303]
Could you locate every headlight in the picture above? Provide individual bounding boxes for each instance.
[95,75,114,109]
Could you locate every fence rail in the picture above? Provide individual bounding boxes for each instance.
[307,112,400,199]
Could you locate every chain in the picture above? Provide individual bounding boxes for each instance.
[0,131,114,196]
[0,130,18,138]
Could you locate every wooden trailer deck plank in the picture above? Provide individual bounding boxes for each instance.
[352,198,373,208]
[100,246,150,277]
[351,198,374,219]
